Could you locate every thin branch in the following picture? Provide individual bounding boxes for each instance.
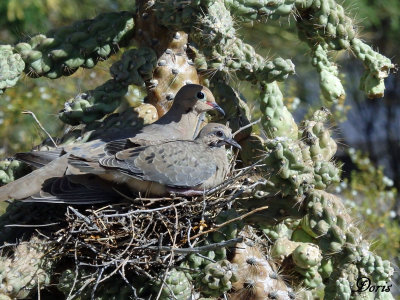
[22,110,57,147]
[5,222,60,227]
[68,207,100,231]
[233,118,261,137]
[189,206,269,240]
[103,201,188,217]
[145,237,243,254]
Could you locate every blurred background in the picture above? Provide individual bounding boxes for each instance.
[0,0,399,292]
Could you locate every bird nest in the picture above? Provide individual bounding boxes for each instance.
[35,161,267,296]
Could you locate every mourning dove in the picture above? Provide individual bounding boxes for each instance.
[68,123,241,198]
[14,124,240,204]
[0,84,224,201]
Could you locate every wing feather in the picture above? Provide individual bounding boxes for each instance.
[126,141,217,188]
[22,176,119,204]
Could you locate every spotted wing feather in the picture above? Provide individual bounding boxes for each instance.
[100,141,217,188]
[126,141,216,188]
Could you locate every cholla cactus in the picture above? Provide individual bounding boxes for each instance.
[0,237,52,299]
[152,269,193,300]
[0,0,396,299]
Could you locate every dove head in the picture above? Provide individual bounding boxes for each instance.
[197,123,241,149]
[172,84,225,116]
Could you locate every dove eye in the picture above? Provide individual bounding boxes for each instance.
[196,91,206,101]
[216,130,224,137]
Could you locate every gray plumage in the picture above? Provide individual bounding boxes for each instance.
[69,123,241,197]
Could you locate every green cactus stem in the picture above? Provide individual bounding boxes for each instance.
[311,43,345,103]
[158,0,296,83]
[292,243,322,269]
[0,45,25,94]
[0,159,30,186]
[198,260,238,297]
[59,47,157,125]
[13,12,134,79]
[351,38,395,98]
[295,0,395,98]
[222,0,296,22]
[152,269,193,300]
[0,237,52,299]
[260,81,298,139]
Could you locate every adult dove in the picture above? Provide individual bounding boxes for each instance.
[9,124,240,203]
[68,123,241,198]
[0,84,224,201]
[14,123,240,203]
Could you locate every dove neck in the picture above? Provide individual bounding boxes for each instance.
[155,108,200,138]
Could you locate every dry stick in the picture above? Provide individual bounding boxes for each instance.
[91,210,107,231]
[69,207,100,231]
[97,257,129,285]
[111,187,137,201]
[67,241,81,300]
[226,179,269,202]
[111,188,185,203]
[186,220,193,248]
[147,237,243,254]
[68,277,96,300]
[103,201,188,217]
[232,118,261,137]
[91,267,105,300]
[118,269,142,299]
[82,216,136,282]
[5,222,60,227]
[189,206,269,241]
[22,110,57,147]
[37,274,41,300]
[97,217,137,282]
[155,233,165,261]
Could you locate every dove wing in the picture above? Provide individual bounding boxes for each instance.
[100,141,217,188]
[22,175,119,204]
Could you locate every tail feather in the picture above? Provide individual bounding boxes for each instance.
[15,150,63,168]
[21,175,119,204]
[0,155,68,201]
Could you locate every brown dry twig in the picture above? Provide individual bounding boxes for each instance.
[22,110,57,147]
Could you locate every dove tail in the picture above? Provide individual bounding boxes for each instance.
[0,155,68,201]
[15,149,62,168]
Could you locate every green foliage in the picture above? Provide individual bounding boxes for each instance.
[0,81,64,155]
[356,0,400,42]
[13,11,134,79]
[336,149,399,260]
[0,0,133,43]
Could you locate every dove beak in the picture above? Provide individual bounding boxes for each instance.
[207,102,225,116]
[225,137,241,150]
